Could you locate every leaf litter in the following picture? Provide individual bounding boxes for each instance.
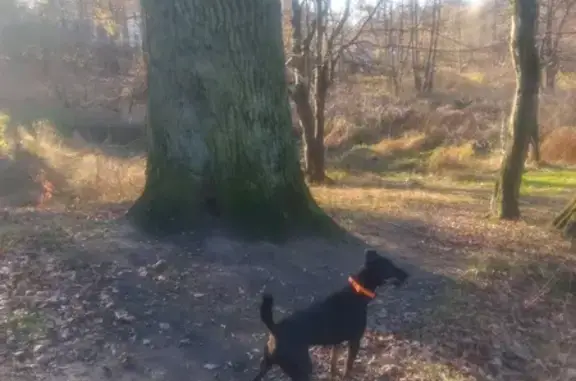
[0,191,574,381]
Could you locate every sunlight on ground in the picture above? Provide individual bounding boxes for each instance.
[402,360,475,381]
[313,184,476,215]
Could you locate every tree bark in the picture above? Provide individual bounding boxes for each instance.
[309,0,327,183]
[410,0,422,92]
[422,0,441,93]
[309,65,328,183]
[289,0,327,183]
[529,130,540,164]
[128,0,329,237]
[544,57,559,90]
[491,0,540,220]
[289,0,318,182]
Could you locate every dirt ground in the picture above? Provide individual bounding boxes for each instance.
[0,204,449,381]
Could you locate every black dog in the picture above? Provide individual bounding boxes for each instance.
[252,249,409,381]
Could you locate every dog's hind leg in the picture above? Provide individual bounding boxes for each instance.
[252,346,274,381]
[330,345,341,380]
[278,347,313,381]
[343,338,360,380]
[252,359,272,381]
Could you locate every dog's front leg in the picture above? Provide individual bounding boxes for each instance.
[343,339,360,380]
[330,345,341,380]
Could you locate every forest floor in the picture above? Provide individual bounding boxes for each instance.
[0,168,575,381]
[1,59,575,381]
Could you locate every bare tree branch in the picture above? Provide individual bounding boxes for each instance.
[333,0,386,60]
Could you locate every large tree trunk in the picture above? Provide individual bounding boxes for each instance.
[128,0,329,237]
[491,0,540,220]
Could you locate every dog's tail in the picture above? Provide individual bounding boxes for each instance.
[260,293,276,334]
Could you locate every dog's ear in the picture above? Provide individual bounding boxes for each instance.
[364,249,379,264]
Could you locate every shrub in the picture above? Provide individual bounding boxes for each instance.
[541,126,576,164]
[427,142,476,172]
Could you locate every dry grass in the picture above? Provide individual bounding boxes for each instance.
[0,120,145,207]
[331,128,501,179]
[427,143,477,172]
[372,132,437,155]
[541,126,576,164]
[324,70,576,169]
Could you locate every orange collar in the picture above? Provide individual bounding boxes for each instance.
[348,276,376,299]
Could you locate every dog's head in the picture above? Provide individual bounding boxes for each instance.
[360,249,409,289]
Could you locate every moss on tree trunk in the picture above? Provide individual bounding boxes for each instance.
[128,0,333,238]
[491,0,540,220]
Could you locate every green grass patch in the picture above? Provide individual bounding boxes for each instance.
[522,169,576,194]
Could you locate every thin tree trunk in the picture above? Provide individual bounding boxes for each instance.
[128,0,329,237]
[410,0,422,92]
[529,129,540,164]
[544,57,559,90]
[552,197,576,249]
[423,0,440,93]
[308,0,327,183]
[541,0,555,90]
[289,0,318,181]
[455,0,463,73]
[553,197,576,231]
[491,0,540,220]
[295,84,318,178]
[309,65,328,183]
